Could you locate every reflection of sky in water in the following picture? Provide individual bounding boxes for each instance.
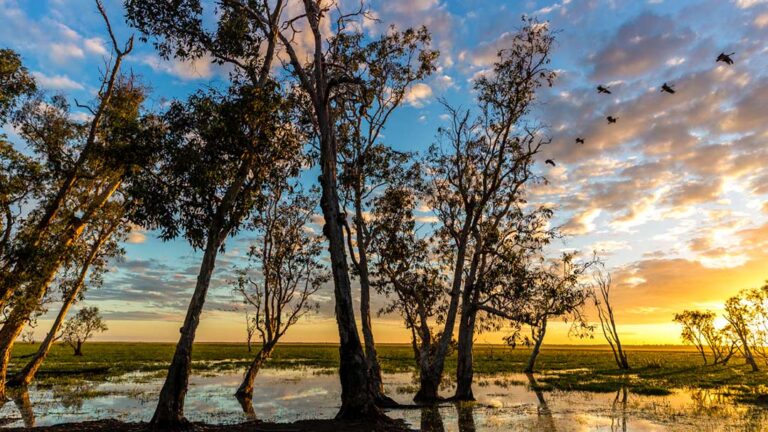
[1,367,768,430]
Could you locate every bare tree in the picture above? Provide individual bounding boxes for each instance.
[593,270,630,370]
[60,306,107,356]
[232,185,327,401]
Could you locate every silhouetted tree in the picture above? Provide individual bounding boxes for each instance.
[673,310,736,365]
[61,306,107,356]
[0,3,149,398]
[593,269,630,370]
[417,18,555,401]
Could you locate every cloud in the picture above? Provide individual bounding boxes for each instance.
[404,83,433,107]
[49,42,85,63]
[735,0,767,8]
[590,13,694,81]
[136,54,215,80]
[31,71,84,90]
[83,37,108,56]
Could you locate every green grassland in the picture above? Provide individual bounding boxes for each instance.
[9,342,768,403]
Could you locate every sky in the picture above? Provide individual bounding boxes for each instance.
[1,0,768,345]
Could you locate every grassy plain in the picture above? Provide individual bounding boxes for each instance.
[9,342,768,402]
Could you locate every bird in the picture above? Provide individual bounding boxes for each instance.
[661,83,676,94]
[545,159,556,167]
[575,137,585,145]
[716,52,735,65]
[597,85,612,94]
[606,116,618,124]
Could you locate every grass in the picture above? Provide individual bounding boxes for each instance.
[9,342,768,403]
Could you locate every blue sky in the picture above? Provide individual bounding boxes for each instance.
[2,0,768,344]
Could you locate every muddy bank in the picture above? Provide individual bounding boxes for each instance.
[4,418,412,432]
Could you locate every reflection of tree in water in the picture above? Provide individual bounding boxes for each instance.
[419,402,477,432]
[52,383,96,411]
[420,405,445,432]
[610,386,628,432]
[0,388,35,428]
[456,401,476,432]
[12,387,35,428]
[235,393,257,421]
[526,373,557,431]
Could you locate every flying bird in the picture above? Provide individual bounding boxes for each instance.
[597,85,612,94]
[661,83,676,94]
[575,137,585,145]
[606,116,618,124]
[716,52,735,65]
[545,159,556,167]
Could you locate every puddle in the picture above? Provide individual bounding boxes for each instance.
[1,368,767,430]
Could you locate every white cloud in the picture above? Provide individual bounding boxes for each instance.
[404,83,433,107]
[735,0,767,8]
[50,43,85,63]
[84,37,108,56]
[32,71,84,90]
[137,54,215,80]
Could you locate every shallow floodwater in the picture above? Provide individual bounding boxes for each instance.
[1,366,767,431]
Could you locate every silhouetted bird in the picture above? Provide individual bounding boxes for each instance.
[597,85,612,94]
[716,52,735,65]
[545,159,556,167]
[575,137,585,144]
[606,116,618,124]
[661,83,675,94]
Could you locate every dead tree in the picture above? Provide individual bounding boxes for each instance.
[593,270,630,370]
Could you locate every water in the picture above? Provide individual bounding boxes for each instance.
[1,366,767,430]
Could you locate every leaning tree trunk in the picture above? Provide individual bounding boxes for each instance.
[150,225,227,427]
[7,224,109,388]
[525,318,547,373]
[235,342,275,398]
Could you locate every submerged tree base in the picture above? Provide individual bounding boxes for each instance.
[4,418,413,432]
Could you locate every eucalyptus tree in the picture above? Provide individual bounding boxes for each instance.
[125,0,399,419]
[231,185,327,402]
[333,26,437,403]
[500,254,593,373]
[370,185,449,401]
[60,306,108,356]
[0,38,149,400]
[0,0,135,312]
[0,49,39,265]
[7,203,125,387]
[417,19,555,401]
[126,82,303,426]
[124,1,310,424]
